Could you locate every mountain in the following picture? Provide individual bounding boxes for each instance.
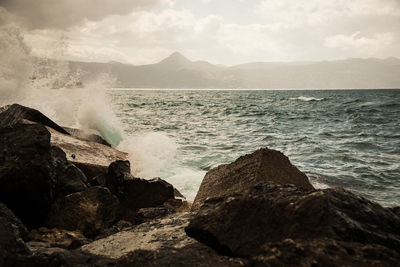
[68,53,400,89]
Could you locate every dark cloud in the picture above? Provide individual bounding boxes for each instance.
[0,0,168,29]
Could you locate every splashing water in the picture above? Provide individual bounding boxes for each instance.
[0,22,123,147]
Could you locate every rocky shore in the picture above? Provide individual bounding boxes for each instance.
[1,104,399,266]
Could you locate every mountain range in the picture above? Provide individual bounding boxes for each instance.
[68,52,400,89]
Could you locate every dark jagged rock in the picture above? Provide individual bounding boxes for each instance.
[0,123,57,228]
[46,186,119,237]
[101,160,175,222]
[0,122,90,228]
[118,178,175,222]
[117,242,248,267]
[106,160,132,195]
[192,147,314,210]
[0,103,69,134]
[29,227,89,249]
[51,146,88,198]
[0,202,29,265]
[251,238,400,267]
[63,126,111,147]
[186,182,400,257]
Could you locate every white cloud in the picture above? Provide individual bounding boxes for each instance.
[257,0,400,28]
[324,32,394,55]
[9,0,400,65]
[0,0,172,29]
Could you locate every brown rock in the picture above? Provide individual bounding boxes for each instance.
[46,186,119,237]
[29,227,89,249]
[191,147,314,210]
[186,182,400,257]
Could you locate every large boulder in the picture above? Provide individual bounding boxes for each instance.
[0,123,58,228]
[0,202,29,265]
[93,160,175,222]
[191,148,314,210]
[0,103,69,134]
[46,186,119,237]
[0,122,89,228]
[186,182,400,257]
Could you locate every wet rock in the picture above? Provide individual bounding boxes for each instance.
[0,202,29,265]
[0,103,69,134]
[29,227,89,249]
[192,147,314,210]
[251,238,400,267]
[63,126,111,147]
[186,182,400,257]
[117,242,247,267]
[46,186,119,237]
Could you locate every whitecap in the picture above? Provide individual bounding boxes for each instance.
[289,96,325,101]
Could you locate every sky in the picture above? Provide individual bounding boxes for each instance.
[1,0,400,65]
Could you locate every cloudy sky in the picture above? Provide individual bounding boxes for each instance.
[1,0,400,65]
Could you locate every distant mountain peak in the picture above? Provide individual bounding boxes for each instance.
[159,52,191,65]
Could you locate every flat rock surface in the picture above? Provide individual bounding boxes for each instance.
[81,213,196,259]
[192,147,314,210]
[48,127,127,169]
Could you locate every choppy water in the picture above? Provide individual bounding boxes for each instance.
[109,89,400,207]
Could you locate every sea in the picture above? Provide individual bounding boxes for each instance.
[106,89,400,207]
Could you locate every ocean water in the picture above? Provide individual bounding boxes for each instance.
[108,89,400,207]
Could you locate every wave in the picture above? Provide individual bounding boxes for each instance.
[289,96,325,102]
